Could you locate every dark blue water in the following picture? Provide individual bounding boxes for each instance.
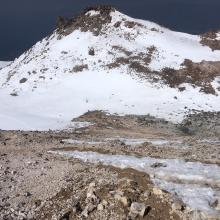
[1,0,220,60]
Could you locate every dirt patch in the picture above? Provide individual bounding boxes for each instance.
[34,162,181,220]
[200,29,220,51]
[72,110,128,129]
[107,46,157,77]
[112,45,133,56]
[161,59,220,94]
[72,110,176,133]
[107,48,220,95]
[72,64,88,72]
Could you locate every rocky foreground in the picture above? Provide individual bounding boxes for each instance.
[0,111,220,220]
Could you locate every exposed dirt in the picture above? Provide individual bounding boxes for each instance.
[107,46,220,95]
[107,46,157,71]
[0,111,220,219]
[200,29,220,51]
[161,59,220,95]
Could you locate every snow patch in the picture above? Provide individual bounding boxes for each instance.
[86,10,100,16]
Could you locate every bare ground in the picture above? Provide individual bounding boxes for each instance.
[0,111,220,219]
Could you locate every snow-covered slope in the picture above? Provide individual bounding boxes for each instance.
[0,6,220,130]
[0,61,11,69]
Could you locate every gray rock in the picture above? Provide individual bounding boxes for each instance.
[210,198,220,211]
[151,162,167,168]
[97,203,104,211]
[129,202,150,218]
[171,199,185,212]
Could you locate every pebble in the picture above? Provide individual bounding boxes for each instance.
[24,192,31,197]
[97,203,104,211]
[152,187,163,196]
[11,170,17,175]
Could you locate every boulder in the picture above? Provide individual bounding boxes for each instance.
[129,202,150,218]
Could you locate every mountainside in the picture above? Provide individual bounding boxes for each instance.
[0,6,220,130]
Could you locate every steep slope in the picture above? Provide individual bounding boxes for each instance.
[0,6,220,130]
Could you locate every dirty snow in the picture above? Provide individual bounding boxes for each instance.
[50,150,220,217]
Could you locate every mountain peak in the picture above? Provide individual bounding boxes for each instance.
[57,5,116,36]
[1,7,220,130]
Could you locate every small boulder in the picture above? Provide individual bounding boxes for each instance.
[89,47,95,56]
[19,78,27,84]
[97,204,104,211]
[129,202,150,218]
[152,187,163,196]
[151,162,167,168]
[171,199,185,212]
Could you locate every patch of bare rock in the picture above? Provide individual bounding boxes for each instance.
[56,5,115,37]
[201,29,220,51]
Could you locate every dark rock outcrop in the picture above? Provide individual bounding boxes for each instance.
[56,5,116,36]
[201,29,220,51]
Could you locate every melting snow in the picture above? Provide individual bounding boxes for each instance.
[50,150,220,217]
